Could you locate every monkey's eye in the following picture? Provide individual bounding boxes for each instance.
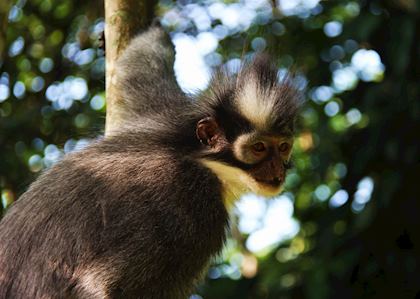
[251,142,267,154]
[279,142,291,153]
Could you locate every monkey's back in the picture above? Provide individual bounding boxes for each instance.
[0,133,228,299]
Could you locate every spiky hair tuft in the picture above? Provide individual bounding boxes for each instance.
[202,54,303,133]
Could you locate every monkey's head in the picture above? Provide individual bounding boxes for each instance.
[195,55,301,205]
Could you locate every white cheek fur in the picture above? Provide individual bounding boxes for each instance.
[232,133,259,165]
[199,159,283,210]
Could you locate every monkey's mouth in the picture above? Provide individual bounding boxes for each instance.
[256,177,283,188]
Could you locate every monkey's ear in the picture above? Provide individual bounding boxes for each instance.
[196,117,224,148]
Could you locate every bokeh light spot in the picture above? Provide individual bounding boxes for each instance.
[251,37,267,52]
[329,190,349,208]
[332,67,358,91]
[310,86,334,103]
[8,6,22,22]
[324,101,340,117]
[28,155,44,172]
[39,58,54,73]
[346,108,362,125]
[351,49,385,81]
[173,33,211,92]
[8,37,24,57]
[1,190,15,209]
[244,194,299,253]
[0,84,10,102]
[90,94,105,110]
[31,76,45,92]
[74,113,90,128]
[314,184,331,201]
[323,21,343,37]
[272,22,286,36]
[13,81,26,98]
[278,0,320,16]
[46,77,88,110]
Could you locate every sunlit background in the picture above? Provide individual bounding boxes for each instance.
[0,0,419,298]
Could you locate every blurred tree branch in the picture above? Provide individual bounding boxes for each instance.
[104,0,157,135]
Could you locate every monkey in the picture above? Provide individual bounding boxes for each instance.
[0,27,301,299]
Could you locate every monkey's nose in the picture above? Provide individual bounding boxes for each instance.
[265,175,284,187]
[272,177,281,185]
[274,175,284,184]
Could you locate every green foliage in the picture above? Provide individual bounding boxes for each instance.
[1,0,419,298]
[0,0,105,206]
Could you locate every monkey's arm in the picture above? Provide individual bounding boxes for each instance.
[113,27,188,125]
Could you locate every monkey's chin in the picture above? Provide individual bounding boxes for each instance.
[253,182,284,198]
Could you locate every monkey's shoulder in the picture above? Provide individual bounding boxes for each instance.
[69,140,198,181]
[34,137,220,204]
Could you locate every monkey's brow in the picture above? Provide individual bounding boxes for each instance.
[264,129,294,138]
[282,132,294,138]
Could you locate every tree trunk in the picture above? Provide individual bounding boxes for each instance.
[104,0,157,135]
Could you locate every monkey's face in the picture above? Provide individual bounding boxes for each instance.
[197,116,294,201]
[233,132,293,194]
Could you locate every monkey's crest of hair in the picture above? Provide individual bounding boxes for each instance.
[201,54,303,134]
